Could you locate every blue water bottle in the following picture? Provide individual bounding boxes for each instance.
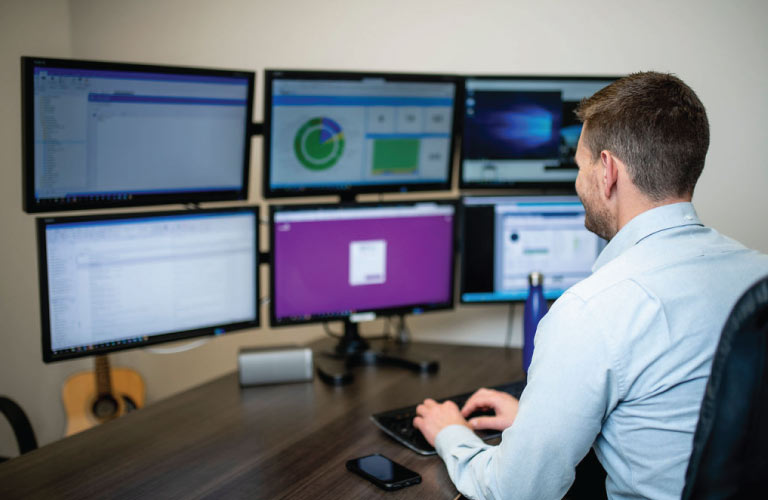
[523,271,547,374]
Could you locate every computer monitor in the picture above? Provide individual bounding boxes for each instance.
[22,56,255,213]
[460,195,604,303]
[270,200,456,345]
[37,207,260,362]
[263,70,460,199]
[460,76,619,189]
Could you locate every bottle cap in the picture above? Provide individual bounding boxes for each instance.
[528,271,543,286]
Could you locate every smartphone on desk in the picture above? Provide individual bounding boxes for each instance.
[346,453,421,491]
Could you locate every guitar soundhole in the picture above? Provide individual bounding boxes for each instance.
[92,395,119,419]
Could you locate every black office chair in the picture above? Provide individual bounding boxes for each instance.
[681,275,768,499]
[0,396,38,463]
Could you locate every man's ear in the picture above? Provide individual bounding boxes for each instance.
[600,150,619,199]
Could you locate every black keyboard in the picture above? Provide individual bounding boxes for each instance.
[371,380,526,455]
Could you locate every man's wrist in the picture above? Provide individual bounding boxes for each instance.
[435,424,485,458]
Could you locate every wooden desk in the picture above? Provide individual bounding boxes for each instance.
[0,341,522,499]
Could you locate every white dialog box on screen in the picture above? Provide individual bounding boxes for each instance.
[349,240,387,286]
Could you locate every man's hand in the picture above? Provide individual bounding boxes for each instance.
[413,398,471,447]
[461,388,520,431]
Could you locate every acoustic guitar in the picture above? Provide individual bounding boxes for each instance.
[62,355,145,436]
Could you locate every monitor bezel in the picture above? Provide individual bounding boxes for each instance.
[458,74,622,191]
[37,206,261,363]
[262,69,462,199]
[22,56,255,213]
[458,194,599,304]
[269,199,458,328]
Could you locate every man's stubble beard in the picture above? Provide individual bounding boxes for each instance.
[580,189,615,241]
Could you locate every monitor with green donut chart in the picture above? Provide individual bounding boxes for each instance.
[263,70,461,199]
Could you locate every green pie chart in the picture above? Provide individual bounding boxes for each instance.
[293,117,345,170]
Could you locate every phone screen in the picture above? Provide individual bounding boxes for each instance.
[347,454,421,490]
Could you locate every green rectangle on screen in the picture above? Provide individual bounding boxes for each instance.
[372,139,420,173]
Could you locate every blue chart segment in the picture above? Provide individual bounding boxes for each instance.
[293,117,345,170]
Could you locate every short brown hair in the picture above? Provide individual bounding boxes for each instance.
[575,72,709,200]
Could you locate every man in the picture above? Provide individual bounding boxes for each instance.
[413,72,768,499]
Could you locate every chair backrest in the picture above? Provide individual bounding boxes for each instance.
[0,396,38,461]
[681,275,768,499]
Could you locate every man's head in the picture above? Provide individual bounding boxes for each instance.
[576,71,709,200]
[573,72,710,239]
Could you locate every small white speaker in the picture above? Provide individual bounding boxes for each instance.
[237,346,314,386]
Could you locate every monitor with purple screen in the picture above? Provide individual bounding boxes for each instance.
[270,201,456,383]
[272,201,455,323]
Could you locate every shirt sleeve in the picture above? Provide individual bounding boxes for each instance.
[434,292,623,500]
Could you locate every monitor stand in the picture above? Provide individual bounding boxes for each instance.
[314,318,439,386]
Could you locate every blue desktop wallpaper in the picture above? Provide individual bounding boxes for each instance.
[464,91,563,160]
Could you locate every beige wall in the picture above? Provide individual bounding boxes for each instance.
[1,0,767,456]
[1,0,74,460]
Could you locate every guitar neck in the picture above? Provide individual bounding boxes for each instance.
[94,355,113,397]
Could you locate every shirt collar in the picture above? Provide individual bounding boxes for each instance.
[592,202,703,271]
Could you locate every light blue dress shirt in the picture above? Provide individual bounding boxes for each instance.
[435,202,768,500]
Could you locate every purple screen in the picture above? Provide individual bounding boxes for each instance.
[273,208,454,320]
